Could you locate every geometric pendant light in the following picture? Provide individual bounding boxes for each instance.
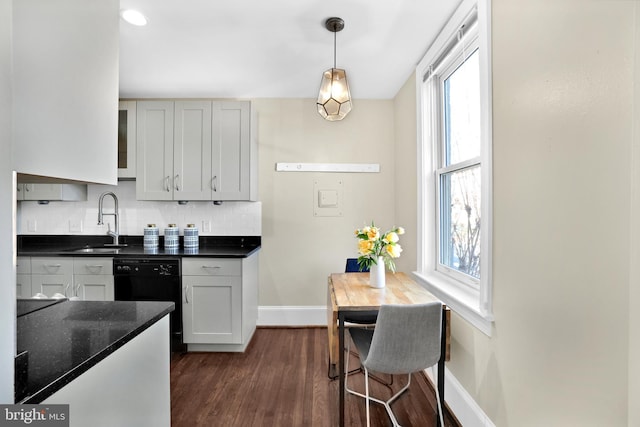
[317,17,352,121]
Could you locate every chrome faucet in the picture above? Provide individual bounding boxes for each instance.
[98,191,124,246]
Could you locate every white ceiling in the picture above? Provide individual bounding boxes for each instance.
[118,0,460,100]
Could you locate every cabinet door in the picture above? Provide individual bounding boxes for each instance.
[16,257,32,298]
[31,274,73,298]
[17,274,32,298]
[22,184,60,200]
[74,275,114,301]
[182,275,242,344]
[136,101,175,200]
[118,100,137,179]
[21,184,87,201]
[174,101,212,200]
[211,101,252,200]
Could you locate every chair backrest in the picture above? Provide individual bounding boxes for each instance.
[346,258,369,272]
[363,302,442,374]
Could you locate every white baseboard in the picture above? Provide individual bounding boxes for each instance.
[425,366,495,427]
[257,305,327,326]
[259,305,495,426]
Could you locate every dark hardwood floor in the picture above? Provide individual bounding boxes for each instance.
[171,328,460,427]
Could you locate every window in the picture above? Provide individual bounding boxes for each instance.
[415,0,493,335]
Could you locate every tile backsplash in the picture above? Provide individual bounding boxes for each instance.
[17,181,261,236]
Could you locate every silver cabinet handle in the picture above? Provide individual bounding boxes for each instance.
[64,283,70,297]
[165,176,171,192]
[202,265,221,269]
[75,283,81,297]
[184,285,190,304]
[175,174,180,191]
[212,175,217,192]
[44,264,62,273]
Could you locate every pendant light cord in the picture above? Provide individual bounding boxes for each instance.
[333,30,337,69]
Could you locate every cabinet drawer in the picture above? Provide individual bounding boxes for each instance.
[182,258,241,276]
[73,257,113,275]
[31,257,73,275]
[16,257,31,275]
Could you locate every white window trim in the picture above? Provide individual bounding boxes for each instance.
[414,0,494,336]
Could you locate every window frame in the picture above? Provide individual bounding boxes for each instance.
[414,0,494,336]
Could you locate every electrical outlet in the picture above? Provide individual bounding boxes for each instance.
[69,219,83,233]
[202,220,211,233]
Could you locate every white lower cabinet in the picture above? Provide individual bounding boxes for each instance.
[182,254,258,352]
[16,257,31,298]
[73,257,114,301]
[18,256,114,300]
[182,275,242,344]
[30,257,73,297]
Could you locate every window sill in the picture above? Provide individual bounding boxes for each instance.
[412,271,494,336]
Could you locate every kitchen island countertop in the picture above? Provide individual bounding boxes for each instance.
[16,300,174,403]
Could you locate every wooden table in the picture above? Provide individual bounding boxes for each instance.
[327,272,450,427]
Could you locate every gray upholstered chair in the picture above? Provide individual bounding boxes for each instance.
[346,302,444,427]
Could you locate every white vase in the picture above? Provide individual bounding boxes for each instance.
[369,256,386,288]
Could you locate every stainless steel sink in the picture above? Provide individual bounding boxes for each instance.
[71,247,121,254]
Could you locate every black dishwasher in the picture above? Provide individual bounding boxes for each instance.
[113,258,185,352]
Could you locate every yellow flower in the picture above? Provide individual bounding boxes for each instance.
[367,227,380,240]
[358,239,374,255]
[386,243,402,258]
[384,232,399,244]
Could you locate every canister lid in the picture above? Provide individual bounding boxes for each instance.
[147,224,156,228]
[168,224,176,228]
[187,223,195,228]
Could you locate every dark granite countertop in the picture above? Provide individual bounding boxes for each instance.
[16,300,174,403]
[17,298,65,317]
[17,235,261,258]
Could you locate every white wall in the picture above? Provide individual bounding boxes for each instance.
[17,181,261,237]
[254,98,397,306]
[12,0,119,184]
[0,0,14,403]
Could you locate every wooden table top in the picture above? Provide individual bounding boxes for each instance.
[330,272,441,311]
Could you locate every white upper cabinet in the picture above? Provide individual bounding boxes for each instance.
[136,101,175,201]
[212,102,255,201]
[12,0,119,184]
[118,101,137,179]
[136,100,256,201]
[174,101,213,200]
[17,184,87,202]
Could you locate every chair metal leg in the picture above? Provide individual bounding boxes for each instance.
[365,368,371,427]
[432,366,445,427]
[346,339,410,427]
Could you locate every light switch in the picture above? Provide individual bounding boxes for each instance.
[318,190,338,208]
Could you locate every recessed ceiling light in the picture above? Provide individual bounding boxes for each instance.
[121,9,148,26]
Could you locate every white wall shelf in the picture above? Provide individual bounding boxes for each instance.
[275,163,380,173]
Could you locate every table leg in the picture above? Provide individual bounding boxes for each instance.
[437,306,447,427]
[339,311,345,427]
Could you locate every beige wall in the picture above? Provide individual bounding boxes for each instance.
[443,1,634,425]
[393,74,418,273]
[254,98,397,306]
[629,5,640,426]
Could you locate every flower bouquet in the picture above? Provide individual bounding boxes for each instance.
[354,222,404,273]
